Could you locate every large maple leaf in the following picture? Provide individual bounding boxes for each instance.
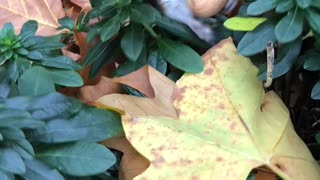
[0,0,64,35]
[97,38,320,179]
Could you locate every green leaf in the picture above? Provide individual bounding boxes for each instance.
[28,93,80,120]
[311,1,320,9]
[303,52,320,71]
[275,8,303,43]
[316,133,320,144]
[237,22,276,56]
[147,51,167,75]
[27,36,64,51]
[29,107,122,143]
[117,44,147,76]
[47,68,83,87]
[158,38,203,73]
[23,159,64,180]
[0,23,15,42]
[0,169,13,180]
[275,0,295,13]
[58,17,74,30]
[89,40,118,79]
[19,20,38,40]
[304,8,320,34]
[100,18,120,42]
[258,38,302,80]
[312,81,320,99]
[26,51,43,60]
[0,148,25,174]
[130,4,158,25]
[121,24,144,61]
[296,0,312,8]
[36,142,116,176]
[0,109,45,128]
[37,56,81,70]
[83,41,110,67]
[0,127,35,159]
[18,66,55,96]
[223,17,267,31]
[155,16,210,49]
[247,0,278,16]
[0,71,10,100]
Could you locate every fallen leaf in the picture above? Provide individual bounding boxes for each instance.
[113,66,155,98]
[70,0,92,11]
[97,65,178,119]
[80,76,121,102]
[102,128,150,180]
[0,0,65,36]
[62,48,81,62]
[98,38,320,179]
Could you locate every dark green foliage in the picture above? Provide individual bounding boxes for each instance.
[82,0,219,77]
[0,21,83,96]
[0,21,123,179]
[238,0,320,100]
[0,86,122,179]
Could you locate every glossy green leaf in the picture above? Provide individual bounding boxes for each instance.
[275,0,295,13]
[47,68,83,87]
[18,66,55,96]
[237,22,276,56]
[130,4,158,25]
[304,8,320,34]
[58,17,74,30]
[312,81,320,99]
[100,18,120,42]
[19,20,38,40]
[28,93,81,120]
[275,8,303,43]
[247,0,278,15]
[0,109,44,128]
[37,142,116,176]
[303,52,320,71]
[38,56,81,70]
[117,44,147,76]
[311,1,320,9]
[121,24,144,61]
[296,0,312,8]
[158,38,203,73]
[0,149,25,174]
[224,17,267,31]
[29,108,122,143]
[23,160,64,180]
[89,40,118,79]
[155,16,209,48]
[148,51,167,75]
[83,41,110,67]
[0,127,34,159]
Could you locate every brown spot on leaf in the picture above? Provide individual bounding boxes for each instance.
[192,176,200,180]
[172,86,187,103]
[204,68,214,75]
[216,157,223,162]
[229,123,236,130]
[275,163,286,172]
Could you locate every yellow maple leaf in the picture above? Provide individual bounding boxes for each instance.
[0,0,65,36]
[97,38,320,180]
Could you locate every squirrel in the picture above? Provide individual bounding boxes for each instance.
[157,0,239,44]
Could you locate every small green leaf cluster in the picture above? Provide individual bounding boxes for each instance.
[0,75,122,179]
[236,0,320,99]
[81,0,214,79]
[0,21,83,96]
